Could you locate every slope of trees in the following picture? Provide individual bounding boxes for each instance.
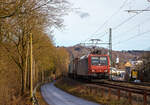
[0,0,69,104]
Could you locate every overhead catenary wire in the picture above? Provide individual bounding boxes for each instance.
[93,0,130,34]
[81,30,108,44]
[113,29,150,46]
[87,1,150,42]
[78,0,130,45]
[113,16,150,40]
[112,6,150,30]
[111,5,150,49]
[97,31,109,39]
[79,1,150,50]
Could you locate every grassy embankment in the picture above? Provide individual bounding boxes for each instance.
[36,91,48,105]
[55,78,132,105]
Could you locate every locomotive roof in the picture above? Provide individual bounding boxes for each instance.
[89,54,109,56]
[79,54,109,60]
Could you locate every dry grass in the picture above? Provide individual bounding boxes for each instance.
[55,78,134,105]
[36,91,48,105]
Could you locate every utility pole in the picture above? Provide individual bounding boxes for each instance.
[109,28,112,66]
[30,33,33,101]
[109,28,112,80]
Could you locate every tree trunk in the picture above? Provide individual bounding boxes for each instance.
[24,42,29,91]
[21,70,24,95]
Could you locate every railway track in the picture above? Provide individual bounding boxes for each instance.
[94,82,150,95]
[91,79,150,89]
[109,80,150,87]
[84,79,150,105]
[68,77,150,104]
[74,77,150,90]
[78,78,150,95]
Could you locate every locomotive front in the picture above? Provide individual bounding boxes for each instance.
[88,54,110,78]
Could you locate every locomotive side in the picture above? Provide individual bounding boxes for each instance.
[68,54,110,79]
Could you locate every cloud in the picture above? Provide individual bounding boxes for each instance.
[80,12,90,18]
[75,10,90,19]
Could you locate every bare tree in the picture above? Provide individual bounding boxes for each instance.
[0,0,69,95]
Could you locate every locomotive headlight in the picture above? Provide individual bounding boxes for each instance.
[105,70,108,72]
[92,69,95,72]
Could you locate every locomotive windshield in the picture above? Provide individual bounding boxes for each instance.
[91,56,108,66]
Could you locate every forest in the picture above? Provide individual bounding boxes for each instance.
[0,0,69,104]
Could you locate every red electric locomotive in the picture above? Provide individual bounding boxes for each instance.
[68,53,110,79]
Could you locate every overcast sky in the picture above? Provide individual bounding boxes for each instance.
[53,0,150,51]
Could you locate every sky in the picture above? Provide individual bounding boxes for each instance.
[53,0,150,51]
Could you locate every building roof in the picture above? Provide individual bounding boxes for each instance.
[124,61,132,67]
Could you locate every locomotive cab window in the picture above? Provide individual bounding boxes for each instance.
[99,57,108,65]
[91,57,99,65]
[91,56,108,66]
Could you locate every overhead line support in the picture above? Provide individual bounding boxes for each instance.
[109,28,112,66]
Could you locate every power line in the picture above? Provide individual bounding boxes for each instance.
[80,30,108,44]
[93,0,129,34]
[97,31,109,39]
[78,1,149,49]
[79,0,130,45]
[113,29,150,46]
[125,9,150,13]
[87,1,150,43]
[112,6,150,30]
[113,16,150,39]
[112,5,150,49]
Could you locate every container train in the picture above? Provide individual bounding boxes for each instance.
[68,53,110,79]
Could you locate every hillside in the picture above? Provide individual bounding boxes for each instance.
[65,45,147,63]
